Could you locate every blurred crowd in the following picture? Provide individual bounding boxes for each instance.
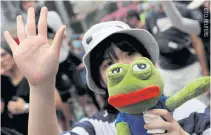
[1,0,210,135]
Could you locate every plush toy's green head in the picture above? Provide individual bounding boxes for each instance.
[107,57,164,114]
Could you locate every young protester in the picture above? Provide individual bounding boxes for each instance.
[3,7,210,135]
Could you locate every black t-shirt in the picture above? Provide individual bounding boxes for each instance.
[1,76,29,135]
[145,3,198,70]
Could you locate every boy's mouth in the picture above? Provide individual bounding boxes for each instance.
[108,85,160,108]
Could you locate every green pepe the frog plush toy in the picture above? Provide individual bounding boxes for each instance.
[107,57,210,135]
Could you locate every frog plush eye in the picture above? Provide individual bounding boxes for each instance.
[132,63,148,71]
[109,68,124,75]
[107,65,125,86]
[132,62,151,80]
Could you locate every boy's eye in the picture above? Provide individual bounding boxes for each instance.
[102,61,113,70]
[127,52,134,56]
[106,62,113,67]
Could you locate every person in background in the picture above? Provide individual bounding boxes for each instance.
[72,40,85,58]
[19,0,40,24]
[1,40,30,135]
[47,11,101,129]
[3,7,210,135]
[161,0,210,106]
[1,41,62,135]
[126,10,145,29]
[20,1,35,13]
[72,38,103,114]
[145,2,209,106]
[161,0,210,73]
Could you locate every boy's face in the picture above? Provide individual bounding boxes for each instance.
[99,45,143,87]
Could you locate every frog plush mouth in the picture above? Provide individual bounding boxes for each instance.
[108,85,160,108]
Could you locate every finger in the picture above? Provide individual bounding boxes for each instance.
[51,25,66,53]
[8,100,15,104]
[8,106,13,112]
[8,105,13,110]
[148,109,174,122]
[144,119,172,131]
[26,7,36,36]
[16,97,22,101]
[7,103,11,108]
[8,102,16,106]
[38,7,48,37]
[17,15,26,41]
[7,104,14,111]
[17,98,25,104]
[9,108,16,113]
[4,31,18,52]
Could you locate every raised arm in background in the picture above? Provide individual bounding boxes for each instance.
[161,1,201,35]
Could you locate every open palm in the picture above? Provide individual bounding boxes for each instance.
[4,7,66,86]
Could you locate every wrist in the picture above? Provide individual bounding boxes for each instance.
[29,80,56,105]
[29,78,55,90]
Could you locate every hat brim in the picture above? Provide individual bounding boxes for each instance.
[83,29,159,94]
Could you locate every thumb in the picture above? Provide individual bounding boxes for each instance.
[17,97,25,102]
[51,25,66,54]
[8,101,15,104]
[8,101,16,107]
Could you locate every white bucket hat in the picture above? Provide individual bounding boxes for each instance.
[82,21,159,94]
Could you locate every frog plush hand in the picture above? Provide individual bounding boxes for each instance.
[106,57,210,135]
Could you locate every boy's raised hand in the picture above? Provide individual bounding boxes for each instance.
[4,7,66,87]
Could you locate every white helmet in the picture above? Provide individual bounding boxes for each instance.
[82,21,159,94]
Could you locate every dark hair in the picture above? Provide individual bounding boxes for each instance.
[127,10,140,21]
[90,33,150,90]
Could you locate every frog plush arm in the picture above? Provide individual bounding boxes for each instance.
[165,76,210,111]
[116,122,132,135]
